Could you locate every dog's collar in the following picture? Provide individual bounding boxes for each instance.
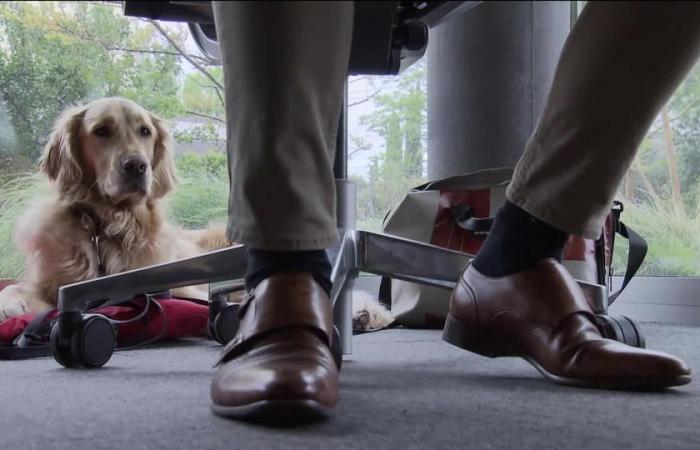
[68,203,106,277]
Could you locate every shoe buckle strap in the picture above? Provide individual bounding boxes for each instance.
[212,323,331,368]
[213,334,246,367]
[213,289,333,367]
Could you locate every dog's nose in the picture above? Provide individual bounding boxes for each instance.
[121,156,148,178]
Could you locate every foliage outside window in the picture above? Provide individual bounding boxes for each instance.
[348,62,427,232]
[0,1,228,277]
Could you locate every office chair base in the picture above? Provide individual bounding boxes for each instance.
[48,230,617,368]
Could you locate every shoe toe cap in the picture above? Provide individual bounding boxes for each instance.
[571,339,691,387]
[211,349,338,408]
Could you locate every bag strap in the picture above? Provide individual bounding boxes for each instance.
[0,308,56,360]
[450,205,494,234]
[378,276,392,310]
[608,219,647,305]
[14,308,56,347]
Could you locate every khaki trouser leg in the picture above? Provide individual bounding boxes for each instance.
[213,2,353,250]
[507,2,700,239]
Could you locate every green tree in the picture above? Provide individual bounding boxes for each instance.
[361,61,426,178]
[624,62,700,214]
[181,68,225,120]
[673,63,700,210]
[352,61,427,230]
[0,2,89,161]
[615,62,700,276]
[0,1,187,163]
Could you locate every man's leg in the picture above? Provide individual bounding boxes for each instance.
[445,2,700,388]
[210,1,353,420]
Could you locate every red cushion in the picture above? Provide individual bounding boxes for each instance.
[0,287,210,345]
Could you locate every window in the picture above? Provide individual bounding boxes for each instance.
[0,1,428,279]
[569,2,700,279]
[613,61,700,277]
[609,45,700,277]
[7,1,693,282]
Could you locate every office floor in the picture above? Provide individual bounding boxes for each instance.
[1,323,699,450]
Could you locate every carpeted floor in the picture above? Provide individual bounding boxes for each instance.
[1,323,699,450]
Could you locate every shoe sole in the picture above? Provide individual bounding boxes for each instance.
[524,357,691,390]
[442,314,692,390]
[211,399,332,423]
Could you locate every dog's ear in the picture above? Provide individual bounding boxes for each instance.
[149,114,178,199]
[39,105,87,198]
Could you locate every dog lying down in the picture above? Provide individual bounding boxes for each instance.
[0,97,229,321]
[0,97,394,333]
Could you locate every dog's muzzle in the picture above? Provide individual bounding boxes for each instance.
[120,155,150,193]
[121,155,148,180]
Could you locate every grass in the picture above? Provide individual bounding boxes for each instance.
[0,172,51,278]
[165,171,229,229]
[612,200,700,276]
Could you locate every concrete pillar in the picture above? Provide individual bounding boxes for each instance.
[427,1,570,178]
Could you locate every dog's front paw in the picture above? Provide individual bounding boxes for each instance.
[352,290,395,333]
[172,285,209,301]
[0,285,30,322]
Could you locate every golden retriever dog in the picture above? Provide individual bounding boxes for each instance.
[0,97,230,321]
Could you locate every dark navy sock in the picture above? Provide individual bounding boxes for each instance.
[245,248,332,295]
[471,201,569,277]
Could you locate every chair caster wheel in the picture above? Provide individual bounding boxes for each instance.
[50,313,116,368]
[595,314,646,348]
[210,303,240,345]
[332,325,342,370]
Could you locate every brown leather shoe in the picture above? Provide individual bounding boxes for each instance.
[210,272,339,421]
[443,259,691,389]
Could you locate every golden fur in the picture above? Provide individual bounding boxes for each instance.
[0,98,230,321]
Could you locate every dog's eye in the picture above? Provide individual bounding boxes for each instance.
[94,126,110,137]
[139,126,151,137]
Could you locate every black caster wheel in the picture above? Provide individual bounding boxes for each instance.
[50,313,116,368]
[210,303,240,345]
[332,325,342,370]
[595,314,646,348]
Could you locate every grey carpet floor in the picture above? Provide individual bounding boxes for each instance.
[1,323,699,450]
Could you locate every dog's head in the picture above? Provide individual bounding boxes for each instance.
[40,97,178,205]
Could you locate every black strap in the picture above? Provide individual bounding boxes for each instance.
[0,308,56,360]
[608,220,647,305]
[449,205,494,234]
[378,276,392,310]
[14,308,56,347]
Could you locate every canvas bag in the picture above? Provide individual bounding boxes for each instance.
[380,167,646,328]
